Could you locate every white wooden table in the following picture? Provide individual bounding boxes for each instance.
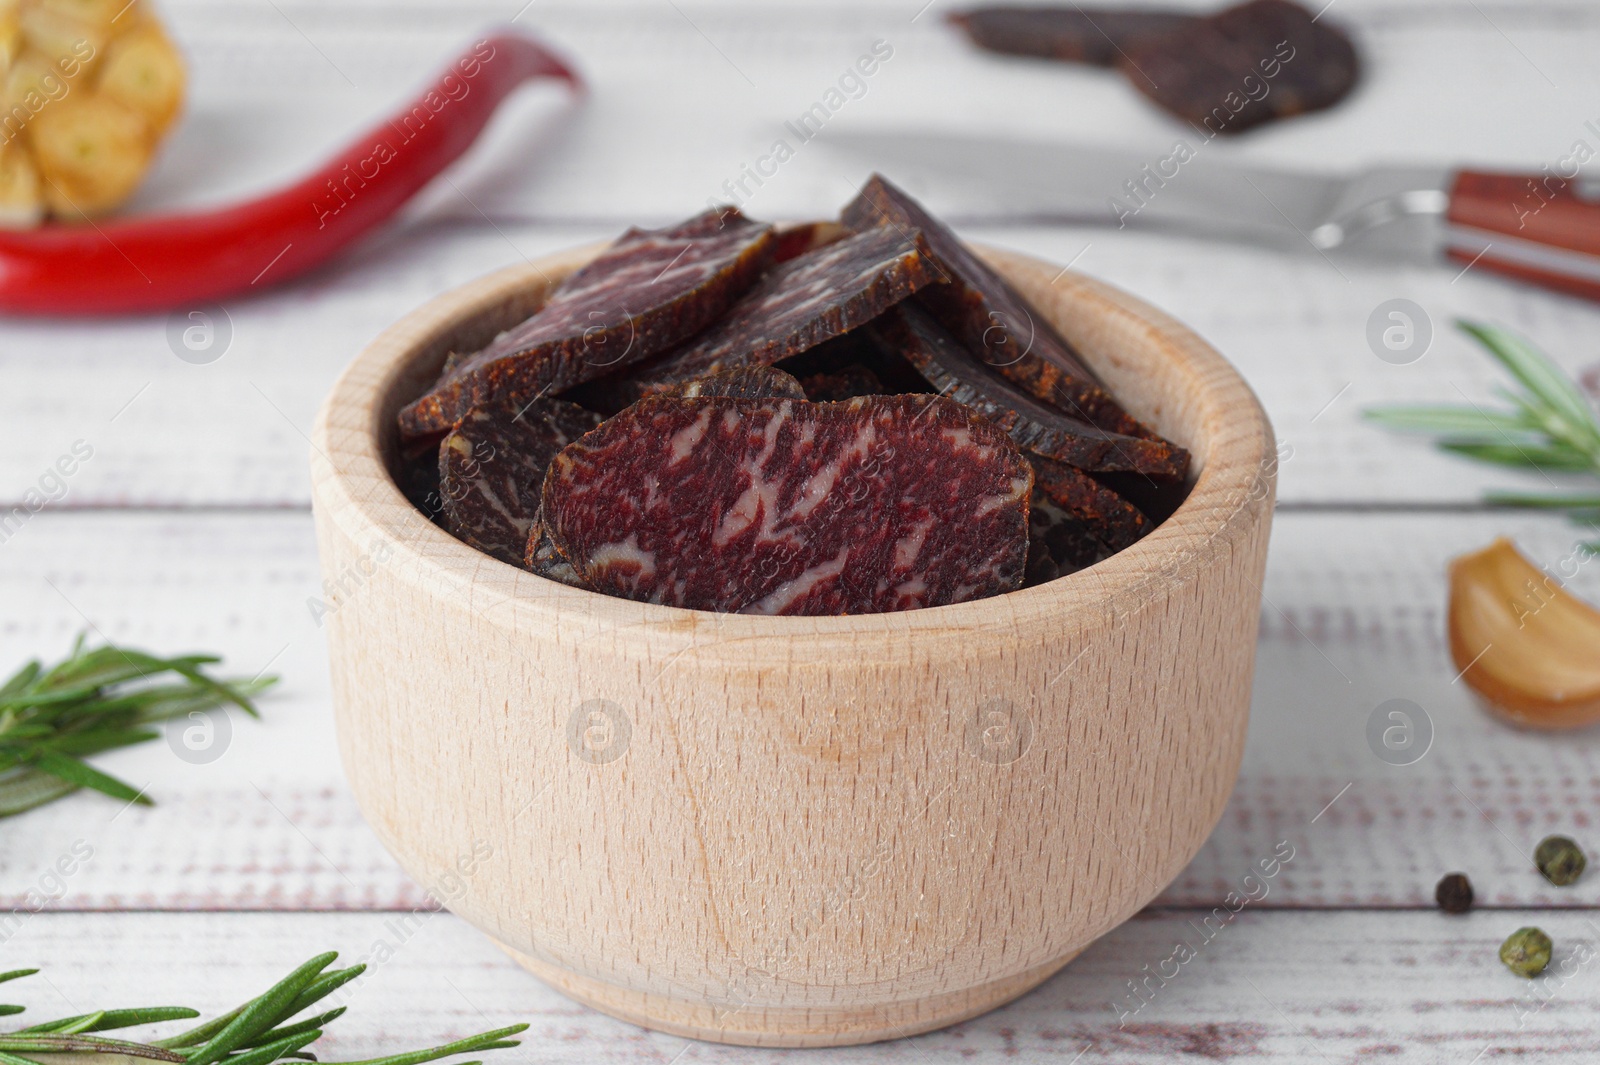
[5,0,1600,1059]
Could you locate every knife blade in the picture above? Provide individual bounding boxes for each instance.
[820,129,1600,302]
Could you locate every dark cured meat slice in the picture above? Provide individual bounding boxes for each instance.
[398,207,777,437]
[800,365,884,402]
[867,302,1188,479]
[394,433,448,525]
[1090,469,1192,525]
[438,399,602,565]
[629,225,944,392]
[666,365,806,400]
[541,394,1033,615]
[772,220,849,263]
[776,329,933,398]
[1025,493,1108,585]
[948,7,1196,66]
[525,521,590,589]
[1120,0,1358,134]
[1028,454,1149,552]
[840,174,1151,438]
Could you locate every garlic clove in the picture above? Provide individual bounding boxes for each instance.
[1449,537,1600,729]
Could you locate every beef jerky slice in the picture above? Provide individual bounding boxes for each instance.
[438,399,602,565]
[868,302,1188,479]
[777,329,933,397]
[800,365,884,402]
[1029,454,1149,551]
[949,7,1195,66]
[665,365,806,401]
[525,521,591,589]
[1025,492,1109,585]
[394,433,448,524]
[541,394,1032,615]
[1090,470,1192,526]
[398,207,777,438]
[841,174,1152,439]
[629,225,943,392]
[1120,0,1358,134]
[772,220,850,262]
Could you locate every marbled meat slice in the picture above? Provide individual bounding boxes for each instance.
[525,520,590,589]
[841,174,1152,438]
[1029,454,1149,552]
[398,207,777,437]
[949,6,1195,66]
[667,365,806,400]
[629,225,944,391]
[438,399,602,565]
[868,302,1188,479]
[541,394,1033,615]
[1120,0,1358,134]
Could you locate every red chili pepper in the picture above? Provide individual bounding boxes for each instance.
[0,31,580,316]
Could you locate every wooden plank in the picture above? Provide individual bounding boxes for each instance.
[3,909,1598,1060]
[2,509,1598,911]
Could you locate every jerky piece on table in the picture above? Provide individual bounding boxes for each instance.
[628,225,944,393]
[1119,0,1359,134]
[439,399,602,566]
[868,301,1188,479]
[525,521,590,589]
[541,394,1033,615]
[399,206,777,438]
[841,173,1154,440]
[948,6,1196,65]
[1030,454,1149,551]
[665,365,806,400]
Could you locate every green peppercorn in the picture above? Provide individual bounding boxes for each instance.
[1535,835,1586,886]
[1500,927,1553,978]
[1435,872,1473,914]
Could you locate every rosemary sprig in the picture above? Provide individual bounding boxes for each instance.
[0,635,274,817]
[0,956,526,1065]
[1365,320,1600,546]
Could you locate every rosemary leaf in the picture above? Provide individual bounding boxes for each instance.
[322,1024,530,1065]
[28,751,149,805]
[1439,440,1596,471]
[1461,322,1600,452]
[1366,321,1600,539]
[181,954,338,1065]
[1362,405,1536,435]
[0,770,82,818]
[0,637,274,818]
[20,1008,200,1034]
[212,1029,322,1065]
[2,958,525,1065]
[243,1008,346,1050]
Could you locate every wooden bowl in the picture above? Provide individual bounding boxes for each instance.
[308,241,1277,1047]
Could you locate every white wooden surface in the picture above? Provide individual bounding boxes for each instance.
[4,0,1600,1059]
